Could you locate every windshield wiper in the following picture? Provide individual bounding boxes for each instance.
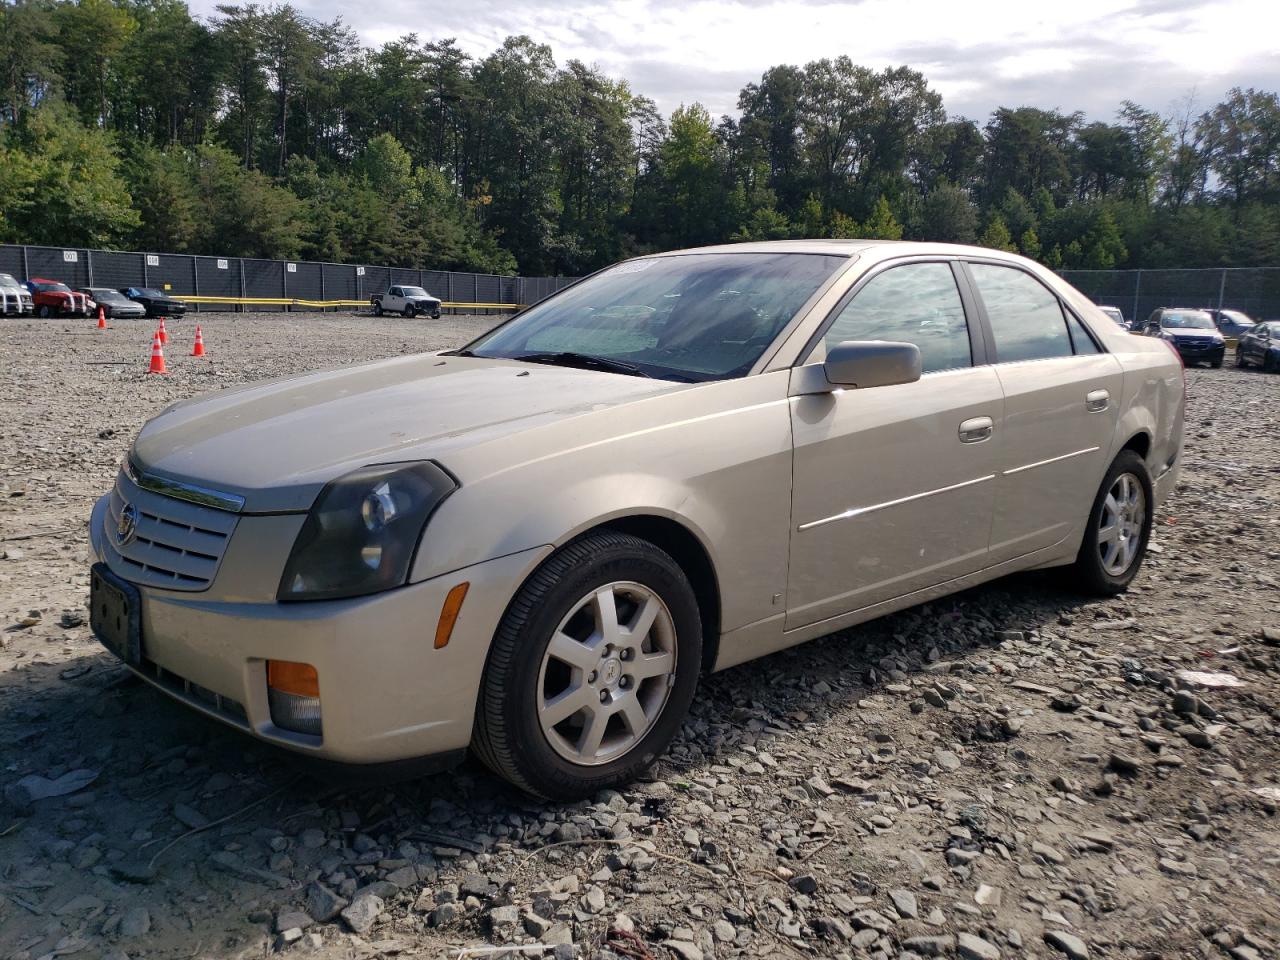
[511,351,653,378]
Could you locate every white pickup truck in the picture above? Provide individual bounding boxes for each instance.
[370,285,442,319]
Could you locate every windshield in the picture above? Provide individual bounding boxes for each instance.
[1161,311,1214,330]
[465,252,847,381]
[89,289,126,302]
[401,286,431,297]
[37,282,73,293]
[1220,310,1252,326]
[1100,307,1124,323]
[134,288,165,298]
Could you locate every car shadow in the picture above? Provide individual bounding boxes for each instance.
[0,568,1103,958]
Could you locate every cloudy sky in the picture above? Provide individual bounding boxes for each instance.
[193,0,1279,121]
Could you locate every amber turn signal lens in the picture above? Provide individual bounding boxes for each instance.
[434,582,470,649]
[267,660,320,698]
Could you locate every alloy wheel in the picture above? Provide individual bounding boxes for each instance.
[536,581,677,766]
[1097,472,1146,577]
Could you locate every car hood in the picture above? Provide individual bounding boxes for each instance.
[131,354,687,512]
[1165,328,1223,341]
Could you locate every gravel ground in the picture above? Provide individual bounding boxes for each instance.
[1,312,1278,960]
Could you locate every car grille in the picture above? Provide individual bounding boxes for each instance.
[1178,337,1217,349]
[102,470,239,591]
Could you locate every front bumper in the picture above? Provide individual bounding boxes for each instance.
[1172,341,1225,362]
[90,493,549,765]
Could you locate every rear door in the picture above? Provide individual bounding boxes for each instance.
[962,261,1124,564]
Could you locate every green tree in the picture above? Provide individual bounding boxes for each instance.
[1019,227,1042,260]
[916,182,977,243]
[979,214,1016,252]
[860,195,903,240]
[1,103,139,245]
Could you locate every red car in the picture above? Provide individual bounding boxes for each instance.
[26,278,93,317]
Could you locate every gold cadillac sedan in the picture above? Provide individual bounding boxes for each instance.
[89,241,1184,798]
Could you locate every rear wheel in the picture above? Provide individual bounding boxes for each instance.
[1071,450,1153,595]
[473,532,702,800]
[37,305,51,318]
[372,301,383,317]
[1236,348,1247,368]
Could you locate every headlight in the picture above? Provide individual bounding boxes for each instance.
[277,461,457,602]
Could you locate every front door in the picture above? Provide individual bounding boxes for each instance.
[786,261,1003,630]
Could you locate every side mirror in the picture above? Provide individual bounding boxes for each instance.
[792,340,922,395]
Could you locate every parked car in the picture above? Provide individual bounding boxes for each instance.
[1142,307,1225,367]
[79,287,146,320]
[1205,308,1255,341]
[119,287,187,318]
[1235,321,1280,372]
[0,271,34,315]
[88,241,1184,799]
[1097,305,1127,327]
[26,278,92,317]
[372,285,442,319]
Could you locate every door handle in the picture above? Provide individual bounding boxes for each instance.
[958,416,994,443]
[1086,389,1110,412]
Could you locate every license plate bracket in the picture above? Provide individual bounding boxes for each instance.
[90,563,142,666]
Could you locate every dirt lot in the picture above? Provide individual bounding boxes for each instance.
[1,312,1278,960]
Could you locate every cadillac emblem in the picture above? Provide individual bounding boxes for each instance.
[116,503,140,547]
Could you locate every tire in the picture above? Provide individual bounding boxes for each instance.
[431,310,441,320]
[403,305,416,318]
[1070,450,1154,596]
[37,305,51,318]
[472,531,702,800]
[372,302,383,317]
[1236,349,1247,368]
[1265,353,1278,374]
[1211,357,1223,369]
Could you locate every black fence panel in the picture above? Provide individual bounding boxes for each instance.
[195,256,241,303]
[421,270,451,298]
[25,245,90,287]
[362,266,392,300]
[286,261,324,302]
[242,259,286,312]
[93,251,145,290]
[477,275,502,303]
[0,245,22,277]
[322,263,358,302]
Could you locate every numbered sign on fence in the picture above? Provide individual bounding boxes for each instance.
[217,259,228,270]
[356,266,365,276]
[146,254,159,266]
[63,250,78,262]
[287,263,297,273]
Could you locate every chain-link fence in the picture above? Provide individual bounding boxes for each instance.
[1060,267,1280,326]
[0,243,579,313]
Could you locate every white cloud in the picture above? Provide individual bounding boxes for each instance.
[191,0,1280,120]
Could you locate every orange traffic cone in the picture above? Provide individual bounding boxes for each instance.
[156,317,168,344]
[96,306,107,329]
[191,325,206,357]
[147,332,168,375]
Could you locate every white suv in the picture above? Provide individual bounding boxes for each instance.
[0,272,35,315]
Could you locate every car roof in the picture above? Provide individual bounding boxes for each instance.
[649,239,1040,262]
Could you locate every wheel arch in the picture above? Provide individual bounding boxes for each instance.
[577,514,723,675]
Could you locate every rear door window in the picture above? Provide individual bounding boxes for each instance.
[969,263,1073,363]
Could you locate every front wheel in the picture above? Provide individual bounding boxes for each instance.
[472,532,702,800]
[1071,450,1154,595]
[1236,349,1247,368]
[1211,357,1223,369]
[431,309,441,320]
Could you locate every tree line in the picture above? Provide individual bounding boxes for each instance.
[2,0,1278,276]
